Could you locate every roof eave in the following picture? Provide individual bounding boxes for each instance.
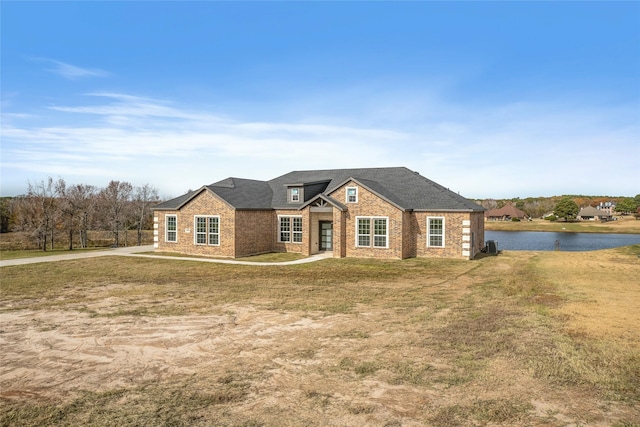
[413,208,484,213]
[327,177,407,212]
[299,194,347,211]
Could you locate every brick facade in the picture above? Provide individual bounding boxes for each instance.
[330,181,405,259]
[155,190,236,257]
[234,210,273,257]
[154,180,484,260]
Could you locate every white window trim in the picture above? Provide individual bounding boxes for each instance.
[346,186,358,203]
[427,216,445,248]
[165,215,177,243]
[355,216,389,248]
[194,215,220,246]
[289,188,303,203]
[278,215,303,243]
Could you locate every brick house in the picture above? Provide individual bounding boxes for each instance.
[152,167,485,260]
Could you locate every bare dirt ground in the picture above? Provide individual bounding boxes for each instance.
[1,249,639,426]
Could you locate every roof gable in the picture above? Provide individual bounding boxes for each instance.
[485,204,527,218]
[270,167,484,212]
[300,193,347,211]
[208,178,273,209]
[154,167,485,212]
[578,206,608,217]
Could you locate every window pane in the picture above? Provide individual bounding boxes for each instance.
[292,217,302,242]
[358,219,370,235]
[166,216,177,242]
[209,217,219,233]
[167,216,176,231]
[374,219,386,235]
[373,218,387,247]
[209,233,219,245]
[207,217,219,245]
[428,218,444,247]
[280,217,290,242]
[196,217,207,233]
[347,188,357,202]
[357,218,370,247]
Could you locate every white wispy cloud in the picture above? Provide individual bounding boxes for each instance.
[2,92,638,198]
[32,58,109,80]
[1,93,402,195]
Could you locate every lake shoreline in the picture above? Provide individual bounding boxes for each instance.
[484,217,640,235]
[485,230,640,252]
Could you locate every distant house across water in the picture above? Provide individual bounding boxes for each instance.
[484,204,529,221]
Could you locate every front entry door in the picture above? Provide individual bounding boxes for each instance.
[319,221,333,251]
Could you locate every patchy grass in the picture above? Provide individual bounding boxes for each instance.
[1,247,639,425]
[143,251,306,262]
[0,374,251,427]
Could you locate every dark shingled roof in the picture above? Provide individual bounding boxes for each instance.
[577,206,609,217]
[154,167,484,212]
[484,204,528,218]
[207,178,273,209]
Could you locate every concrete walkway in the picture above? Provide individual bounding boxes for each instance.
[0,245,333,267]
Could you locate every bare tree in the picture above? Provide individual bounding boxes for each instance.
[75,184,98,248]
[99,180,133,247]
[59,182,98,250]
[11,195,43,248]
[132,184,159,246]
[24,177,63,251]
[0,197,13,233]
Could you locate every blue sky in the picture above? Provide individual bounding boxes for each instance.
[2,2,639,199]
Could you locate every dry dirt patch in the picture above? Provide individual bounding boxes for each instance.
[1,252,639,426]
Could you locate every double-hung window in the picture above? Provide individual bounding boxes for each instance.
[427,217,445,247]
[346,187,358,203]
[289,188,302,203]
[165,215,177,242]
[356,217,388,248]
[279,216,303,243]
[194,216,220,246]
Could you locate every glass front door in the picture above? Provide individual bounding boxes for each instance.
[319,221,333,251]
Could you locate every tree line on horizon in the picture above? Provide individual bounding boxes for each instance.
[2,178,639,251]
[476,194,640,219]
[0,177,159,251]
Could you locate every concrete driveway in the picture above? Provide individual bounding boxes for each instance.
[0,246,332,267]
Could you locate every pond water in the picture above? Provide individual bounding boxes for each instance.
[484,231,640,252]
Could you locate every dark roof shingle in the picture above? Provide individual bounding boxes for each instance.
[154,167,484,212]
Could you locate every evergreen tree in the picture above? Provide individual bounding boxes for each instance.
[554,196,579,221]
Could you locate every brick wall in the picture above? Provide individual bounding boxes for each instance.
[413,211,484,259]
[155,190,236,257]
[330,181,405,259]
[273,209,309,256]
[333,208,347,258]
[234,210,274,257]
[154,183,485,261]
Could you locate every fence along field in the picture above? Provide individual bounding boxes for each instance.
[0,230,154,253]
[1,244,639,426]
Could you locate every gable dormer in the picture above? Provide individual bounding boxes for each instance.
[284,180,331,205]
[287,186,303,204]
